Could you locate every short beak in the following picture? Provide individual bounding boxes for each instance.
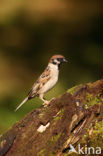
[63,58,68,63]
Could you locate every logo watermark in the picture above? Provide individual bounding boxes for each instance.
[68,144,101,155]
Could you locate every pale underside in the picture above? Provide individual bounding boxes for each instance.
[28,63,59,99]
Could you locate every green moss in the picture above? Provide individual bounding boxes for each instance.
[67,84,86,95]
[67,86,78,95]
[37,149,46,156]
[48,152,56,156]
[85,93,103,108]
[42,134,61,156]
[54,109,64,121]
[50,133,61,143]
[86,93,93,101]
[93,121,103,138]
[88,121,103,149]
[64,153,78,156]
[80,120,103,151]
[39,108,49,118]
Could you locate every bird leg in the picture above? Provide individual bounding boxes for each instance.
[39,94,50,106]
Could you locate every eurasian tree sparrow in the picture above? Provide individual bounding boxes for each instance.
[15,55,67,111]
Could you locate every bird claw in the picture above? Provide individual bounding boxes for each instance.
[50,97,55,101]
[43,98,55,107]
[43,100,50,107]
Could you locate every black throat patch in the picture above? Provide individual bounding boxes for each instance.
[52,61,57,65]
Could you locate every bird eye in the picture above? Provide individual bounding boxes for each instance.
[57,58,61,62]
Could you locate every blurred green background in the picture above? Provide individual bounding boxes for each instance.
[0,0,103,134]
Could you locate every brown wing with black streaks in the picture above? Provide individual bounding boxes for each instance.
[28,66,51,99]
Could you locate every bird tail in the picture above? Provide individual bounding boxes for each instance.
[15,97,28,112]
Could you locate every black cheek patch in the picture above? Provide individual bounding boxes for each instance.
[52,61,57,65]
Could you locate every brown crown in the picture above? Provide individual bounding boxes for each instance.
[49,55,65,63]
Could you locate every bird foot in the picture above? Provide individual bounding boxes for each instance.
[43,100,50,107]
[43,98,55,107]
[50,97,55,101]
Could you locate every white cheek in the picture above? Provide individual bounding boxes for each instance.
[54,59,60,64]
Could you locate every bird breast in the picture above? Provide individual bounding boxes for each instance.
[39,63,59,94]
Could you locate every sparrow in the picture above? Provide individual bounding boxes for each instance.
[15,54,67,111]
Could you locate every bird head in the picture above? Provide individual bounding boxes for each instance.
[50,55,67,66]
